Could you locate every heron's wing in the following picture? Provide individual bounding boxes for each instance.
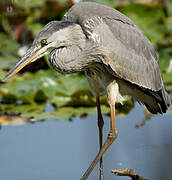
[65,2,163,91]
[88,17,163,91]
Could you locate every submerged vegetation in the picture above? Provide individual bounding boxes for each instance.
[0,0,171,125]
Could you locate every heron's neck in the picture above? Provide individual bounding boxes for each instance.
[49,45,83,73]
[49,41,105,74]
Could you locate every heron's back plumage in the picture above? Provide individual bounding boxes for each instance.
[65,2,171,113]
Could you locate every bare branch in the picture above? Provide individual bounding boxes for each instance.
[112,168,149,180]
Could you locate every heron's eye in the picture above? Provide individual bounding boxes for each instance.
[41,39,47,46]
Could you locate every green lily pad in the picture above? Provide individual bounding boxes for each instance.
[0,99,134,125]
[0,68,134,123]
[0,69,94,105]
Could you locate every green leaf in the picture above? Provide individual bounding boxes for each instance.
[0,70,93,105]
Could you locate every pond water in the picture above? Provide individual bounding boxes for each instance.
[0,103,172,180]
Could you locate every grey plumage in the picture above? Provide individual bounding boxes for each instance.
[65,2,161,90]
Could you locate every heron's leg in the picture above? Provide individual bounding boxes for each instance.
[96,97,104,180]
[81,82,119,180]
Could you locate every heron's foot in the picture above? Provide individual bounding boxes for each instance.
[99,167,104,180]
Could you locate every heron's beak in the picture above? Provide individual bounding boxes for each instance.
[2,45,49,82]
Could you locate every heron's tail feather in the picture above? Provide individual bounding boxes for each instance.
[162,87,171,109]
[144,86,171,114]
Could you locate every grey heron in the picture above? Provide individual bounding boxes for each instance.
[2,2,171,180]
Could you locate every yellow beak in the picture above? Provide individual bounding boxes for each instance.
[2,45,48,82]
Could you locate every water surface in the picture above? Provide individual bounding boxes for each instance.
[0,103,172,180]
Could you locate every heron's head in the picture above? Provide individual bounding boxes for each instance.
[2,21,83,81]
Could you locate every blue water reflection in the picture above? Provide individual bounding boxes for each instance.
[0,103,172,180]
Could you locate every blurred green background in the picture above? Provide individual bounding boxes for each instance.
[0,0,171,125]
